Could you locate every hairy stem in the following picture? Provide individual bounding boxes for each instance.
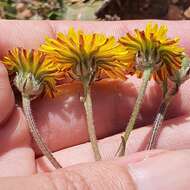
[146,85,178,150]
[83,85,101,161]
[116,67,152,157]
[22,95,62,169]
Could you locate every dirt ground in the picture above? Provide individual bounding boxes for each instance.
[97,0,190,20]
[1,0,190,20]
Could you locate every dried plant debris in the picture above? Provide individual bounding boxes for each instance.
[63,0,103,20]
[0,0,190,20]
[0,0,64,20]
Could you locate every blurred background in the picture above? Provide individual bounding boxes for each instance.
[0,0,190,20]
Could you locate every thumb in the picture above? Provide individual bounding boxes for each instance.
[0,63,14,125]
[0,150,189,190]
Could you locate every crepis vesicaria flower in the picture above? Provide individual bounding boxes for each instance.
[119,23,184,81]
[40,27,127,85]
[3,48,63,98]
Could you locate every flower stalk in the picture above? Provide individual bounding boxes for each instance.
[82,84,101,161]
[40,28,128,160]
[116,67,152,156]
[22,95,62,169]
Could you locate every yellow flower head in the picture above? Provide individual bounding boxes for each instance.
[119,23,184,81]
[40,27,127,86]
[3,48,63,98]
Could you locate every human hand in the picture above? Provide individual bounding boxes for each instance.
[0,20,190,189]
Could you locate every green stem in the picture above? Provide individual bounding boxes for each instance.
[146,85,178,150]
[22,95,62,169]
[83,85,101,161]
[116,67,153,157]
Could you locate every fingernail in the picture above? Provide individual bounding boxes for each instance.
[128,150,190,190]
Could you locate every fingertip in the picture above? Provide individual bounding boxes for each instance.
[128,150,190,190]
[0,62,15,125]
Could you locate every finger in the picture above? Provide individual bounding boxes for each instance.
[0,63,14,125]
[0,107,35,176]
[36,114,190,171]
[49,20,128,38]
[0,52,34,176]
[128,150,190,190]
[0,20,54,58]
[0,150,164,190]
[119,20,190,54]
[1,150,189,190]
[1,20,190,52]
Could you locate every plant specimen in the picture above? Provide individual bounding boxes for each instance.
[40,27,127,160]
[116,23,184,156]
[1,22,187,165]
[147,55,190,150]
[3,48,63,169]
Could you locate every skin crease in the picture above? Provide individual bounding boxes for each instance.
[0,20,190,189]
